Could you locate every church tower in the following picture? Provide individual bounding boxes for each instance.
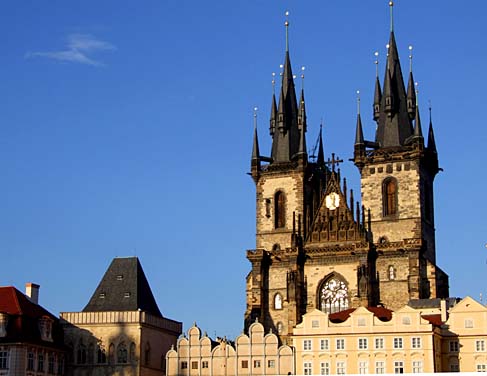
[353,2,449,309]
[245,14,380,345]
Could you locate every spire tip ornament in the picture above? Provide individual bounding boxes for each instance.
[284,10,290,52]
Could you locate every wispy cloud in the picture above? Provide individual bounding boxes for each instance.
[27,34,116,66]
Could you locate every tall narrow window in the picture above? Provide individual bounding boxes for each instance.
[117,342,127,364]
[383,178,398,216]
[274,191,286,228]
[274,293,283,310]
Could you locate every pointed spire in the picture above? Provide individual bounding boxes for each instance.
[412,84,423,142]
[406,45,416,120]
[317,122,325,166]
[270,73,277,136]
[375,3,414,148]
[373,51,382,122]
[389,1,394,32]
[252,107,261,162]
[427,104,437,153]
[355,90,365,146]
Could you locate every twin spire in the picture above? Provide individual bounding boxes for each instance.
[253,11,308,168]
[355,1,437,153]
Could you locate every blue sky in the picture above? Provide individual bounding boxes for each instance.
[1,1,486,339]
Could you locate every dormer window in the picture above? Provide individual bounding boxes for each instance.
[117,275,124,281]
[0,313,8,338]
[39,317,53,342]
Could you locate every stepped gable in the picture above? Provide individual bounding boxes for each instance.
[83,257,162,317]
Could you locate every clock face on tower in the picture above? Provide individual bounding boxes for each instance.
[325,192,340,210]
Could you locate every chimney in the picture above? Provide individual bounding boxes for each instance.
[25,283,40,305]
[440,299,448,323]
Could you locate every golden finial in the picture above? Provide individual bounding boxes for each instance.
[374,51,379,78]
[285,11,290,52]
[389,1,394,32]
[409,45,413,73]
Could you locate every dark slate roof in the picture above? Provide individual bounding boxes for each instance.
[83,257,162,317]
[408,297,460,309]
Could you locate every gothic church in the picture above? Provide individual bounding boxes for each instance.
[245,3,449,345]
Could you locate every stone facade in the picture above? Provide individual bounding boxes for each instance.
[166,322,293,376]
[61,311,181,376]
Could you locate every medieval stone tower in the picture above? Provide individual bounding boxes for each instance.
[244,4,449,345]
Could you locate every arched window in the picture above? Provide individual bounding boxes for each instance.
[77,342,87,365]
[274,191,286,229]
[144,342,151,366]
[97,344,106,364]
[319,275,349,314]
[87,343,94,364]
[383,177,398,216]
[130,342,136,363]
[274,293,283,310]
[117,342,127,364]
[108,343,115,364]
[388,265,396,280]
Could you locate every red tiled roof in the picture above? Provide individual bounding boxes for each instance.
[328,306,393,323]
[422,314,443,326]
[0,286,55,319]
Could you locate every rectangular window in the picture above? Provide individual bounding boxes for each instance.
[268,359,275,368]
[336,338,345,350]
[477,364,487,372]
[375,361,385,374]
[359,361,368,374]
[320,339,329,350]
[358,338,368,350]
[320,362,330,375]
[477,340,486,352]
[181,361,188,369]
[412,360,423,373]
[191,361,198,370]
[303,339,312,351]
[38,354,44,372]
[304,361,312,375]
[375,337,384,349]
[394,361,404,374]
[254,360,261,368]
[241,360,248,369]
[465,319,474,328]
[449,340,459,352]
[412,337,421,349]
[48,354,55,374]
[393,337,403,349]
[202,361,209,369]
[358,318,366,326]
[0,351,8,369]
[27,352,35,371]
[336,361,346,375]
[312,320,320,328]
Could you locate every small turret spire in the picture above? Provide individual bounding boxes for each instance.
[427,103,437,153]
[355,90,365,146]
[317,122,325,166]
[373,51,382,122]
[406,45,416,120]
[412,83,423,142]
[252,107,261,161]
[270,73,277,136]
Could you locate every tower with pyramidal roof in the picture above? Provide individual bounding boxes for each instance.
[245,4,448,345]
